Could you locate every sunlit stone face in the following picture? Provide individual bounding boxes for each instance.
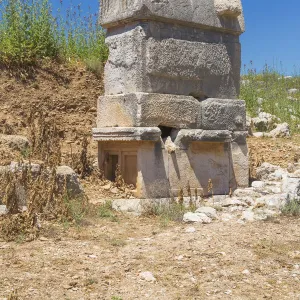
[100,0,244,33]
[214,0,242,17]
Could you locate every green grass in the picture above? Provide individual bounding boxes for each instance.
[0,0,108,69]
[240,63,300,133]
[281,198,300,216]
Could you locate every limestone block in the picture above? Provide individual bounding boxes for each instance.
[97,93,201,129]
[230,131,249,188]
[201,98,246,131]
[214,0,242,17]
[168,142,232,195]
[104,25,241,98]
[136,142,171,198]
[93,127,161,142]
[173,129,231,149]
[100,0,245,33]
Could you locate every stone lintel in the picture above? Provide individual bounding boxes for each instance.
[100,0,245,34]
[97,93,201,129]
[92,127,161,142]
[201,98,246,131]
[174,129,232,149]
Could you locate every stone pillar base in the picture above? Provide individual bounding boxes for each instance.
[93,127,249,198]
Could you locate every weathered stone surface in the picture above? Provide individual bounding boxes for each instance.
[93,127,161,141]
[214,0,242,17]
[201,99,246,131]
[94,0,248,197]
[100,0,245,33]
[173,129,231,149]
[256,162,286,181]
[97,93,201,128]
[139,271,156,282]
[195,206,217,219]
[252,112,279,132]
[112,198,143,215]
[230,131,249,188]
[0,205,7,216]
[56,166,84,197]
[267,123,290,138]
[282,174,300,200]
[183,212,212,223]
[0,134,30,152]
[104,25,241,98]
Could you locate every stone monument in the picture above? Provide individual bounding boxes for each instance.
[93,0,248,198]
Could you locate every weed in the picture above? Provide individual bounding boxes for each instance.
[97,201,119,222]
[84,278,98,287]
[0,0,108,71]
[281,198,300,216]
[7,290,19,300]
[143,200,188,225]
[111,297,123,300]
[0,162,89,241]
[240,63,300,133]
[110,238,126,247]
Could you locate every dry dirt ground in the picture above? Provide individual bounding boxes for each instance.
[0,215,300,300]
[0,64,300,300]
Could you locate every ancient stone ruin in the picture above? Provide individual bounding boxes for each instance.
[93,0,248,198]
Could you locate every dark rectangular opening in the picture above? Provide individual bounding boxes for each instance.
[106,154,119,182]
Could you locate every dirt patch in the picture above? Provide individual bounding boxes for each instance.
[248,135,300,179]
[0,215,299,300]
[0,61,103,159]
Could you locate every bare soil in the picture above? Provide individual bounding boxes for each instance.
[0,216,300,300]
[0,64,300,300]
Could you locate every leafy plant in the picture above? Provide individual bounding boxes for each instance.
[0,0,108,69]
[240,63,300,133]
[281,198,300,216]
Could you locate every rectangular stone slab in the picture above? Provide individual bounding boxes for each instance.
[104,24,241,99]
[100,0,245,34]
[97,93,201,129]
[201,98,246,131]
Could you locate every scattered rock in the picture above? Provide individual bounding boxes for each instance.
[252,112,279,132]
[183,212,212,224]
[253,132,265,138]
[246,114,253,136]
[139,271,156,282]
[288,88,299,95]
[219,198,248,207]
[185,227,196,233]
[195,207,217,219]
[112,198,142,215]
[0,205,7,216]
[267,123,290,138]
[56,166,84,197]
[254,208,278,221]
[242,269,251,276]
[251,181,265,189]
[221,213,234,222]
[256,163,283,181]
[282,174,300,200]
[0,134,30,151]
[241,210,255,222]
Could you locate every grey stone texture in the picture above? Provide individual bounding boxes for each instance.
[97,93,201,128]
[201,99,246,131]
[104,23,241,99]
[94,0,248,198]
[100,0,245,33]
[93,127,161,141]
[0,134,30,152]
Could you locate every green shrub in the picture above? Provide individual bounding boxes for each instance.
[281,199,300,216]
[0,0,108,68]
[240,63,300,133]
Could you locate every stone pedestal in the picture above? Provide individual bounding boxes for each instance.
[93,0,248,198]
